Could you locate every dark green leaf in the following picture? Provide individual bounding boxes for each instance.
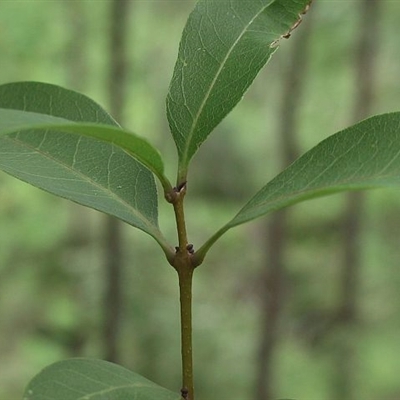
[23,358,181,400]
[197,113,400,259]
[0,82,169,249]
[167,0,311,177]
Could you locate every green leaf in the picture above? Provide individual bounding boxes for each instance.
[0,82,169,249]
[167,0,311,177]
[23,358,181,400]
[196,113,400,260]
[0,108,171,190]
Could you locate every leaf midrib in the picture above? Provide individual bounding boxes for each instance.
[181,0,276,166]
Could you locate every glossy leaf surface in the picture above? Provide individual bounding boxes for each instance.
[0,82,167,246]
[167,0,311,175]
[23,358,181,400]
[197,113,400,257]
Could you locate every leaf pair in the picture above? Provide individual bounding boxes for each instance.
[3,96,399,262]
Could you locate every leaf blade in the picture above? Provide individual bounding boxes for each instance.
[167,0,311,174]
[23,358,181,400]
[0,108,171,190]
[195,113,400,261]
[0,82,167,247]
[230,112,400,226]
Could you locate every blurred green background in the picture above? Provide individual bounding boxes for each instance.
[0,1,400,399]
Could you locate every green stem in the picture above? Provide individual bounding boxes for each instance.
[169,183,195,399]
[173,186,189,250]
[178,265,194,400]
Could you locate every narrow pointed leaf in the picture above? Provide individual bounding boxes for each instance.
[0,82,166,246]
[197,113,400,257]
[23,358,180,400]
[167,0,311,173]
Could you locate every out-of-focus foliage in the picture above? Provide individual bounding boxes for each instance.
[0,1,400,399]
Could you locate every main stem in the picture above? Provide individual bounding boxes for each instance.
[178,264,194,400]
[169,183,195,400]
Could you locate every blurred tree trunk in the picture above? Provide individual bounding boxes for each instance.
[255,16,313,400]
[63,0,90,357]
[103,0,131,363]
[64,1,88,90]
[334,1,381,399]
